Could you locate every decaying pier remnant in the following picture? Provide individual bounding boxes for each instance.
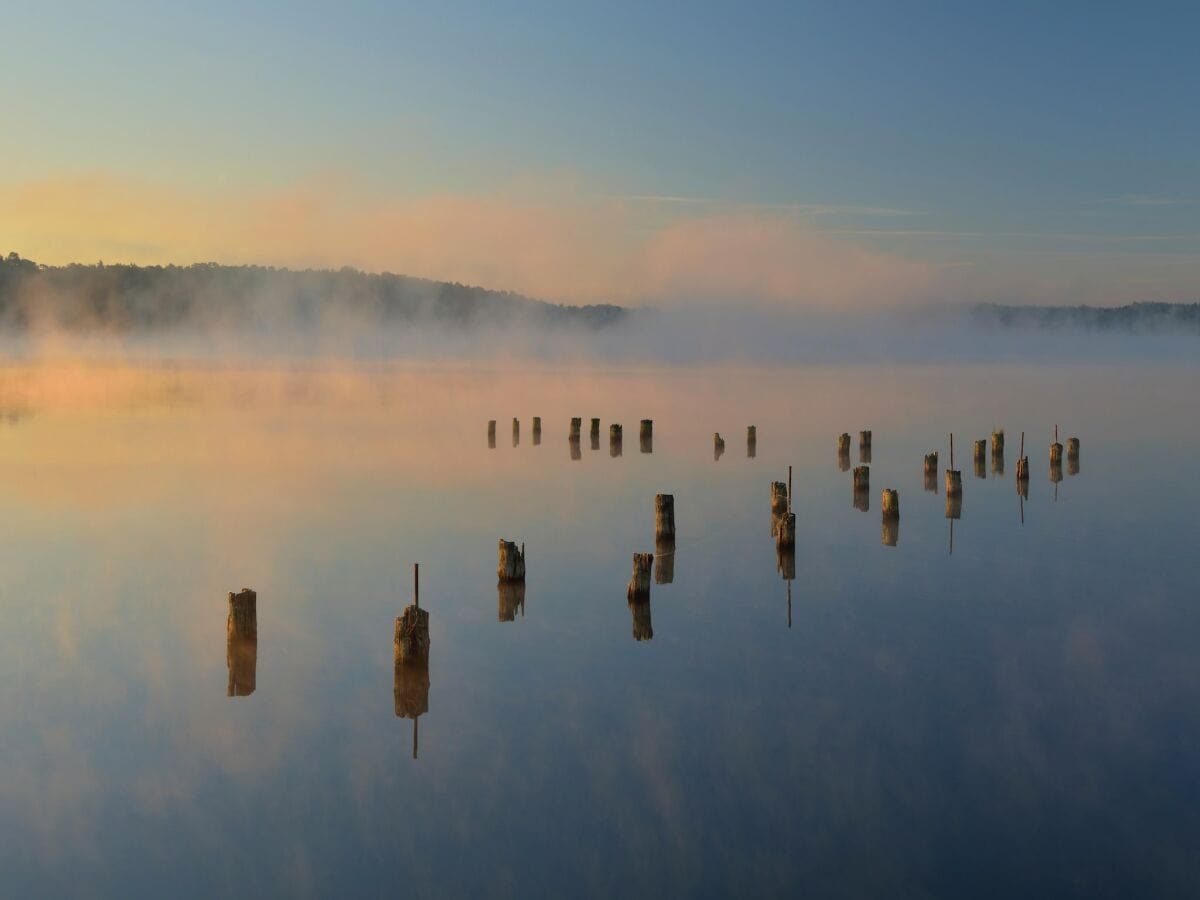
[640,420,653,454]
[775,511,796,548]
[497,540,526,582]
[713,433,725,461]
[853,465,870,493]
[488,420,497,449]
[837,433,851,471]
[570,417,582,440]
[747,426,757,458]
[226,588,257,697]
[512,417,520,447]
[859,430,872,464]
[1015,431,1030,485]
[610,423,623,457]
[1067,436,1080,475]
[590,417,601,450]
[945,434,963,498]
[532,416,542,445]
[655,494,675,540]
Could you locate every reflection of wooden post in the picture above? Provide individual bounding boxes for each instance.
[394,649,429,760]
[775,511,796,548]
[497,580,526,621]
[487,420,496,449]
[776,544,796,581]
[747,425,757,458]
[532,416,541,445]
[655,494,675,540]
[655,536,675,584]
[881,517,899,547]
[713,433,725,461]
[497,539,526,582]
[609,424,623,457]
[512,417,520,447]
[639,419,653,454]
[569,435,582,460]
[627,553,653,601]
[226,588,257,698]
[628,597,653,641]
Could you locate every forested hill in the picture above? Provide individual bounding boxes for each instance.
[969,301,1200,333]
[0,253,626,333]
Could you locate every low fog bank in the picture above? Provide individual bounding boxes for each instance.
[0,254,1196,366]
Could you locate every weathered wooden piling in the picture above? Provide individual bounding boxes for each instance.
[226,588,257,697]
[946,434,963,497]
[512,417,520,447]
[1050,441,1063,466]
[713,432,726,461]
[570,417,582,439]
[882,489,899,520]
[838,432,851,455]
[655,493,675,540]
[488,420,497,449]
[655,536,675,585]
[532,416,542,445]
[775,511,796,549]
[992,430,1005,457]
[590,417,601,441]
[610,423,623,457]
[1015,430,1029,483]
[394,606,430,666]
[628,597,653,641]
[497,539,526,582]
[640,419,653,454]
[227,588,257,641]
[853,465,870,493]
[924,451,939,476]
[1067,436,1080,475]
[747,425,757,458]
[974,439,986,464]
[627,552,654,601]
[497,580,526,622]
[859,430,872,464]
[770,480,788,513]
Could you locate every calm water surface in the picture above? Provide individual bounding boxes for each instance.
[0,360,1196,898]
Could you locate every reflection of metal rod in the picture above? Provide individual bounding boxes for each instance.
[413,717,418,760]
[787,581,792,629]
[949,517,954,556]
[788,465,793,513]
[1020,493,1024,525]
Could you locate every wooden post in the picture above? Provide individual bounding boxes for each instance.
[512,417,520,447]
[532,416,542,445]
[837,433,851,471]
[609,423,623,457]
[497,540,526,582]
[713,432,725,461]
[859,430,872,464]
[1067,436,1080,475]
[639,419,653,454]
[226,588,257,698]
[747,425,757,458]
[991,430,1005,476]
[654,494,675,540]
[627,553,654,601]
[394,605,430,666]
[770,481,789,519]
[881,489,899,519]
[946,434,962,496]
[973,440,987,479]
[1016,430,1029,482]
[852,465,869,493]
[569,417,582,439]
[924,451,939,476]
[487,420,496,449]
[590,417,600,442]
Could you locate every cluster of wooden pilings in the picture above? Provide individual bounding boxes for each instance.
[488,417,542,449]
[493,419,761,461]
[838,427,902,545]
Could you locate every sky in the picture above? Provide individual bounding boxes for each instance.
[2,0,1198,309]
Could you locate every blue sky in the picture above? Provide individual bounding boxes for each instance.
[3,1,1198,306]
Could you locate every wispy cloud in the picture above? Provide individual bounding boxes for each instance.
[1096,194,1200,208]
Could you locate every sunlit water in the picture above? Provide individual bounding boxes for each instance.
[0,360,1196,898]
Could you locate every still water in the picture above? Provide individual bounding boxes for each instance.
[0,360,1196,898]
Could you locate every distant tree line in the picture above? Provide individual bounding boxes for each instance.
[0,252,626,333]
[970,301,1200,333]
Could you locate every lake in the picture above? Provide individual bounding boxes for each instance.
[0,359,1196,898]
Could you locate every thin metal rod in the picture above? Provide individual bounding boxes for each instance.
[414,563,419,609]
[788,465,793,513]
